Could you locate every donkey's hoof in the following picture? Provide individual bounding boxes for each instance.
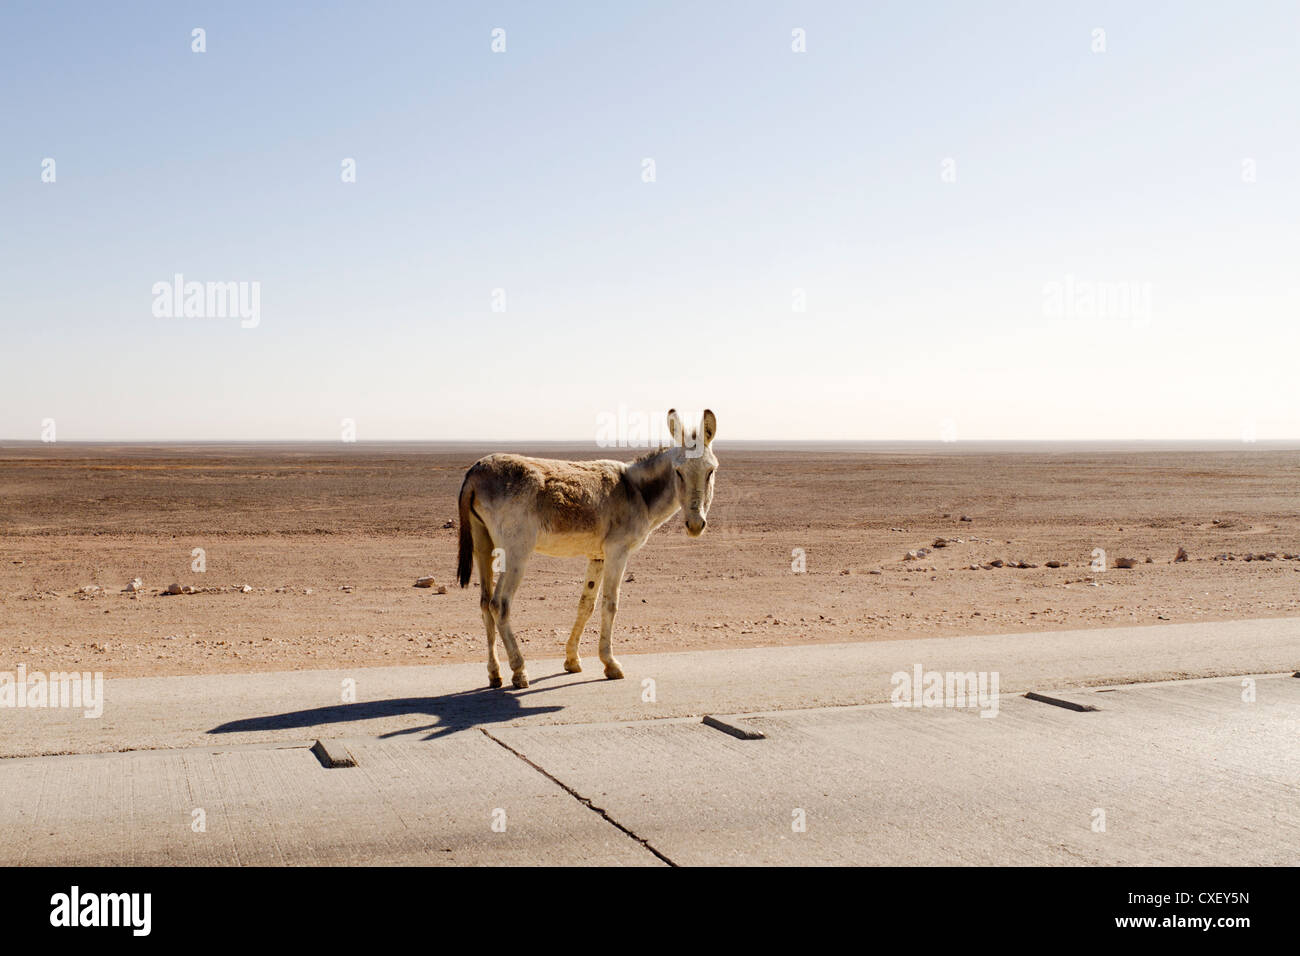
[564,658,583,673]
[603,663,625,680]
[512,673,530,689]
[488,675,503,689]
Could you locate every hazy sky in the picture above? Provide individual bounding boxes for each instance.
[3,1,1297,442]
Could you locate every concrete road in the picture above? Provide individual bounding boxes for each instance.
[0,735,656,866]
[0,618,1297,865]
[492,675,1300,865]
[3,617,1297,758]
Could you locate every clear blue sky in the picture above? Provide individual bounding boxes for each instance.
[2,1,1297,441]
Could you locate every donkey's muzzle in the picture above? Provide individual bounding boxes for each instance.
[685,517,706,537]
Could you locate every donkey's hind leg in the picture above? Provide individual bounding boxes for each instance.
[472,524,501,688]
[489,545,532,689]
[564,558,605,673]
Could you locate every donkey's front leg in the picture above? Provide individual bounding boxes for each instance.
[598,552,630,680]
[564,558,604,673]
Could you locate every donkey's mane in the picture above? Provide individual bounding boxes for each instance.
[629,445,672,465]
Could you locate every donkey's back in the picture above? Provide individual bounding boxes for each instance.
[469,454,625,523]
[458,454,628,576]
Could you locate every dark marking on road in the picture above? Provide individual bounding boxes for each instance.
[702,715,767,739]
[1024,691,1099,712]
[311,739,357,768]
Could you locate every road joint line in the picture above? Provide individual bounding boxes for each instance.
[479,727,677,867]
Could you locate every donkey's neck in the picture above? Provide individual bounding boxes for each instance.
[625,447,679,527]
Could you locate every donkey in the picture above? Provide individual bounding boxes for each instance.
[456,409,717,689]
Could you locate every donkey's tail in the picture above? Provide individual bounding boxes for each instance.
[456,473,476,588]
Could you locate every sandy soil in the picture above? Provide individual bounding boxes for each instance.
[2,442,1298,679]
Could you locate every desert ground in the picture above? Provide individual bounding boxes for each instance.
[1,441,1298,680]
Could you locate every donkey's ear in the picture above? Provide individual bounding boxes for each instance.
[700,409,717,446]
[666,408,685,445]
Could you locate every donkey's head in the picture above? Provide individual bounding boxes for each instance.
[666,408,718,537]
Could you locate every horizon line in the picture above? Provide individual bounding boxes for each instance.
[4,438,1300,447]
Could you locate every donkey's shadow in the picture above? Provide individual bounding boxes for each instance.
[208,673,600,742]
